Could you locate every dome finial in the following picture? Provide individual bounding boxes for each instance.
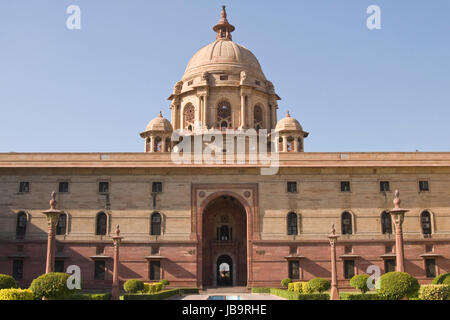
[286,110,291,118]
[213,5,235,40]
[158,111,162,118]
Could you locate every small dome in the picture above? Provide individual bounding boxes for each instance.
[145,112,173,133]
[275,111,303,132]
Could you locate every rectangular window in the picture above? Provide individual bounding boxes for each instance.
[187,80,193,86]
[152,182,163,193]
[425,259,436,278]
[288,261,300,280]
[380,181,390,192]
[12,260,23,280]
[55,260,65,273]
[419,180,429,192]
[344,260,355,279]
[219,75,228,81]
[287,181,297,193]
[340,181,351,192]
[150,261,161,281]
[99,182,109,193]
[59,182,69,193]
[385,245,393,253]
[19,182,30,193]
[255,80,261,86]
[94,260,105,280]
[384,259,396,273]
[425,244,433,253]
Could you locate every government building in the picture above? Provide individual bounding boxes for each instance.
[0,7,449,291]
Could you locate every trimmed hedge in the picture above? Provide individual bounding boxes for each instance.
[432,273,450,286]
[288,282,312,293]
[308,278,331,293]
[340,292,381,300]
[350,274,370,293]
[419,284,450,300]
[0,288,34,300]
[178,288,200,295]
[269,288,329,300]
[0,274,17,290]
[251,287,271,294]
[57,292,112,300]
[29,272,73,300]
[377,272,420,300]
[287,282,294,291]
[124,279,145,293]
[281,278,291,288]
[122,289,179,300]
[143,282,163,293]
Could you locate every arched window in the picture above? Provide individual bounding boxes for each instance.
[16,212,27,239]
[96,212,107,236]
[381,211,392,234]
[56,213,67,235]
[278,137,283,152]
[154,137,162,152]
[151,212,161,235]
[287,212,298,235]
[217,101,231,129]
[183,104,195,130]
[420,211,432,236]
[220,225,230,241]
[287,136,295,152]
[254,105,263,130]
[341,211,353,235]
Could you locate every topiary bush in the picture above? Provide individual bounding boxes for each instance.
[160,279,170,288]
[0,274,17,289]
[377,272,420,300]
[29,273,73,300]
[419,284,450,300]
[281,278,291,288]
[287,282,295,291]
[432,273,450,286]
[308,278,331,293]
[123,279,145,293]
[251,287,271,294]
[350,274,370,293]
[301,282,313,293]
[293,282,302,293]
[0,288,34,300]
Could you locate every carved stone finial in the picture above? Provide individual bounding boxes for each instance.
[49,191,57,210]
[158,111,162,118]
[286,111,291,118]
[115,225,120,237]
[393,189,401,209]
[330,224,335,236]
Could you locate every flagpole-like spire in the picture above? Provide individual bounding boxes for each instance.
[213,5,235,40]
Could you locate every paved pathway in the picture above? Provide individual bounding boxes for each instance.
[167,293,285,300]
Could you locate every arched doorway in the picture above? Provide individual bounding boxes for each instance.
[202,195,247,287]
[217,255,233,286]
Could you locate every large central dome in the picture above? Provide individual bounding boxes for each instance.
[182,39,266,81]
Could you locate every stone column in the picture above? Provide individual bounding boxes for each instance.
[240,95,246,129]
[389,190,409,272]
[162,137,167,153]
[282,136,287,152]
[293,136,299,152]
[111,225,123,300]
[42,192,63,274]
[150,136,155,152]
[203,95,208,128]
[328,224,340,300]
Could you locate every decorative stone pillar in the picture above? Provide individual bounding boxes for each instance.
[111,225,123,300]
[203,95,208,128]
[240,95,246,129]
[42,192,63,274]
[389,190,409,272]
[293,136,299,152]
[282,136,288,153]
[150,136,155,152]
[328,224,340,300]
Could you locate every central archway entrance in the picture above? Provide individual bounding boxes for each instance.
[217,255,233,286]
[202,195,247,287]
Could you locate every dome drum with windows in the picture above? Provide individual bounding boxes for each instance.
[141,6,308,153]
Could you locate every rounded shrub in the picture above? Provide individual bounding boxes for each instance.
[419,284,450,300]
[281,278,291,288]
[123,279,144,293]
[308,278,331,293]
[160,279,170,288]
[432,273,450,286]
[350,274,370,293]
[0,288,34,300]
[29,273,72,300]
[287,282,295,292]
[377,272,420,300]
[0,274,17,289]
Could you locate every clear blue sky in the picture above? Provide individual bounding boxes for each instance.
[0,1,449,152]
